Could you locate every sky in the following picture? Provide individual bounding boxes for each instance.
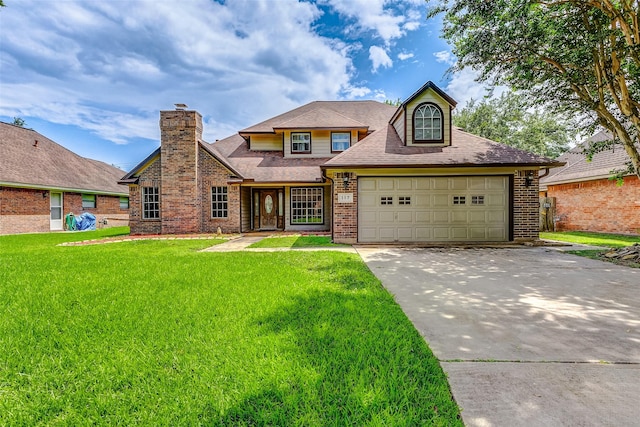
[0,0,494,172]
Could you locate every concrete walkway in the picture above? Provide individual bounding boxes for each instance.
[357,245,640,427]
[200,235,357,253]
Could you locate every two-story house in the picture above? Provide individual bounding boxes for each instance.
[120,81,562,243]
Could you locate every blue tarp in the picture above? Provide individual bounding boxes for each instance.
[76,212,96,231]
[66,212,96,231]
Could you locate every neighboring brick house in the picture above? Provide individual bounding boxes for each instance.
[0,122,129,235]
[121,81,561,243]
[540,131,640,235]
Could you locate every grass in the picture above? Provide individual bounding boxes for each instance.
[0,229,461,425]
[540,231,640,248]
[248,235,344,249]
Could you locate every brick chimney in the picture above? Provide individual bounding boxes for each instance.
[159,109,202,234]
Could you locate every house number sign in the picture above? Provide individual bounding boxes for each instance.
[337,193,353,203]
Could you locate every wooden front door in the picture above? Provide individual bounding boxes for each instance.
[260,190,277,229]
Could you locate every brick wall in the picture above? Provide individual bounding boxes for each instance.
[129,158,162,235]
[547,176,640,234]
[0,186,128,235]
[513,171,540,241]
[330,171,358,244]
[198,148,241,233]
[160,110,202,234]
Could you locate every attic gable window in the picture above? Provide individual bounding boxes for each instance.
[413,103,443,142]
[291,132,311,154]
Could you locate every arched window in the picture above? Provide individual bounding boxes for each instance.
[413,103,443,142]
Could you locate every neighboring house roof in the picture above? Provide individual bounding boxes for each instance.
[541,131,636,186]
[239,100,396,134]
[323,125,562,168]
[0,122,128,195]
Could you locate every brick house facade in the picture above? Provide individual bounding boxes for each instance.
[541,132,640,235]
[122,81,560,243]
[0,122,129,235]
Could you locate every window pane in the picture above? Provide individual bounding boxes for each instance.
[211,186,228,218]
[290,187,323,224]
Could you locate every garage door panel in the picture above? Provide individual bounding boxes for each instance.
[397,211,413,222]
[358,176,508,243]
[379,211,395,223]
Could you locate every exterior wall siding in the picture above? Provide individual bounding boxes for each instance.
[198,148,241,234]
[547,176,640,234]
[328,171,359,243]
[249,134,282,151]
[160,110,202,234]
[391,110,405,145]
[283,129,358,158]
[512,171,540,241]
[129,159,162,235]
[0,186,128,235]
[405,90,451,147]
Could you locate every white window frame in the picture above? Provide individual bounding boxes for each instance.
[82,194,96,209]
[290,187,323,224]
[142,187,160,219]
[331,132,351,152]
[291,132,311,153]
[414,103,443,141]
[211,186,228,218]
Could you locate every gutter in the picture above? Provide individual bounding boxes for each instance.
[0,181,128,197]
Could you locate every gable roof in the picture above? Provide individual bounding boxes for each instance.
[323,125,562,169]
[239,100,396,134]
[541,131,636,186]
[402,80,457,108]
[273,107,368,130]
[0,122,128,195]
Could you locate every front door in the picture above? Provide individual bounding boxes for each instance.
[260,190,277,229]
[50,192,63,230]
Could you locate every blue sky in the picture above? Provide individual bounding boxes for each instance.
[0,0,492,172]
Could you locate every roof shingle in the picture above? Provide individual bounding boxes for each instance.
[0,122,128,195]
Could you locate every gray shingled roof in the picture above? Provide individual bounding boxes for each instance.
[0,122,128,195]
[541,131,636,185]
[239,100,396,134]
[323,125,562,168]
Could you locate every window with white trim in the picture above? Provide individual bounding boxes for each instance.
[414,103,442,141]
[471,195,485,205]
[331,132,351,152]
[82,194,96,208]
[142,187,160,219]
[291,187,323,224]
[380,196,393,205]
[291,132,311,153]
[211,186,228,218]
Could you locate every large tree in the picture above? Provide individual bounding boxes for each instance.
[454,91,573,158]
[429,0,640,178]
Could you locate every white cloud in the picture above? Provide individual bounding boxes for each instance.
[0,0,359,143]
[369,46,393,72]
[445,68,508,108]
[433,50,456,66]
[323,0,421,44]
[397,52,414,61]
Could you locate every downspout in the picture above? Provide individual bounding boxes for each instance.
[538,167,550,179]
[322,169,335,243]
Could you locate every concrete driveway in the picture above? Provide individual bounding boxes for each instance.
[357,246,640,427]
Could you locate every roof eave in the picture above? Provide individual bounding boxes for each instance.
[0,181,129,196]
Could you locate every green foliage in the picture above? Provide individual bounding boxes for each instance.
[12,117,25,127]
[540,231,640,248]
[0,231,461,425]
[454,91,573,158]
[430,0,640,177]
[248,235,344,248]
[384,98,402,107]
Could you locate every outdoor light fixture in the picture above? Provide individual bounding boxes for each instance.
[525,171,534,187]
[42,191,48,198]
[342,173,350,188]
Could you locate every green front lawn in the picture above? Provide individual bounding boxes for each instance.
[248,235,343,248]
[540,231,640,248]
[0,229,461,425]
